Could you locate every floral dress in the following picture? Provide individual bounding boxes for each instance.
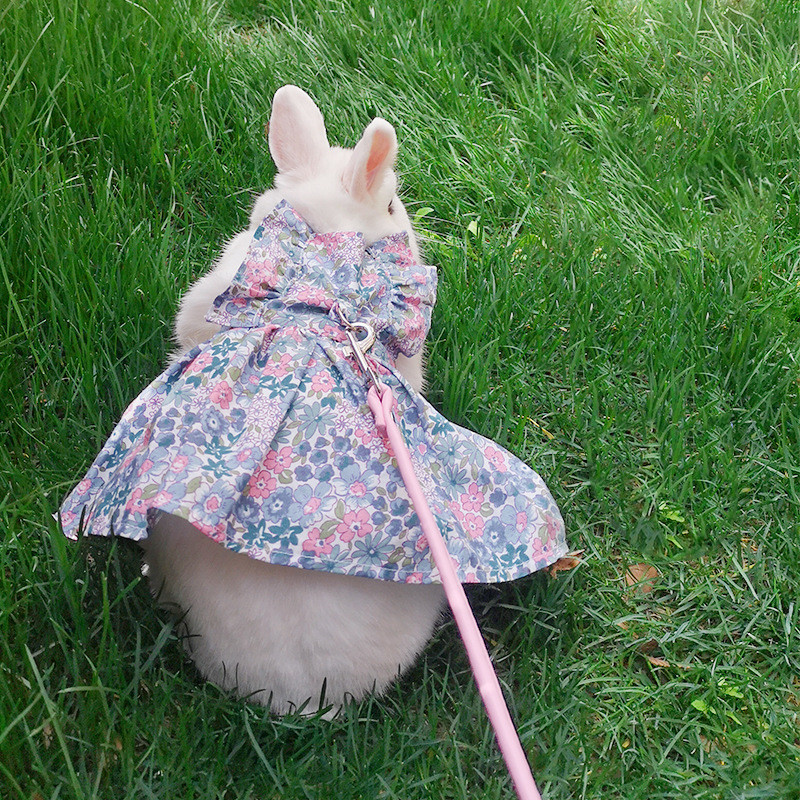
[60,201,567,584]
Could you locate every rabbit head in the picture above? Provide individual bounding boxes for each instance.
[250,85,419,259]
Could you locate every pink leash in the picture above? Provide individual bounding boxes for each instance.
[366,382,543,800]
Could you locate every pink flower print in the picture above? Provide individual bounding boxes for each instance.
[195,518,227,543]
[319,231,348,248]
[170,454,189,473]
[61,510,77,527]
[248,469,277,499]
[354,426,375,445]
[203,494,220,513]
[295,286,328,306]
[243,259,277,294]
[236,447,253,463]
[264,446,293,473]
[137,458,154,477]
[546,514,562,541]
[151,490,174,506]
[187,350,213,373]
[414,534,429,552]
[282,326,304,344]
[405,572,424,584]
[210,381,233,409]
[321,323,343,340]
[126,489,147,515]
[304,496,321,516]
[413,266,428,280]
[382,239,412,261]
[310,372,334,393]
[302,527,334,556]
[516,512,528,533]
[459,482,484,512]
[336,509,373,542]
[265,353,292,377]
[350,481,367,498]
[361,270,378,286]
[484,446,508,473]
[212,522,227,542]
[463,513,485,540]
[76,478,92,495]
[464,572,479,584]
[531,536,553,562]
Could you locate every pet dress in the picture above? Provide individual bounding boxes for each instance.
[60,201,567,584]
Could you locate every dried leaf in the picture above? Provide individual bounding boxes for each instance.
[625,563,660,594]
[548,550,584,577]
[644,654,690,670]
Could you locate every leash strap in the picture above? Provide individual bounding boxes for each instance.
[366,382,543,800]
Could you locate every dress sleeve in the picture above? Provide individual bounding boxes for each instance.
[363,235,437,358]
[205,204,311,328]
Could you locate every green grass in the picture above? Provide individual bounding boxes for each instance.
[2,0,800,796]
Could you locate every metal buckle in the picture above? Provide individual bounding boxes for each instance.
[334,305,383,391]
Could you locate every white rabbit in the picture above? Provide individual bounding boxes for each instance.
[141,86,446,715]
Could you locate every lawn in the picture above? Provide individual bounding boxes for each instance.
[1,0,799,797]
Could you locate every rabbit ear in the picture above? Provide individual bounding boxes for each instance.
[344,118,398,200]
[268,85,330,175]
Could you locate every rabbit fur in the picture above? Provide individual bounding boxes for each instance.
[141,85,446,715]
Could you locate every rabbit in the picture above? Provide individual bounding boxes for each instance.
[140,85,447,715]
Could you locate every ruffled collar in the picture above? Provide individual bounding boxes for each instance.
[265,199,413,259]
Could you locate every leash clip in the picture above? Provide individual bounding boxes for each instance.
[334,305,384,392]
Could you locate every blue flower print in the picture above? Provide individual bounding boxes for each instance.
[495,544,529,571]
[389,497,409,517]
[353,444,371,462]
[332,263,356,287]
[484,518,507,547]
[352,533,396,567]
[331,436,350,453]
[309,446,328,465]
[314,463,334,482]
[295,401,334,438]
[265,516,302,547]
[442,464,469,492]
[201,409,228,437]
[192,480,235,529]
[224,446,259,473]
[331,451,355,471]
[234,496,261,526]
[294,465,313,482]
[263,487,293,518]
[286,482,334,526]
[489,488,507,506]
